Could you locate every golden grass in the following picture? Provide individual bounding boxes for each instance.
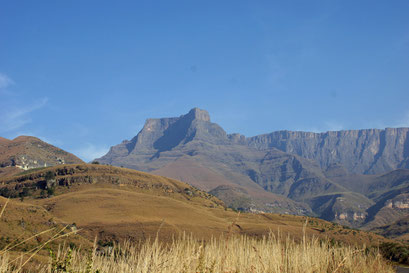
[0,197,89,272]
[0,198,8,219]
[0,232,395,273]
[0,193,397,273]
[29,185,391,247]
[0,166,399,272]
[0,164,395,245]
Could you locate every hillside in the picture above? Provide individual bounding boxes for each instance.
[327,169,409,229]
[0,136,84,178]
[0,196,90,266]
[0,164,390,246]
[372,215,409,243]
[152,157,311,214]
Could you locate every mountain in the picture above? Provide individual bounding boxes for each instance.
[96,108,409,231]
[97,108,334,215]
[0,136,84,178]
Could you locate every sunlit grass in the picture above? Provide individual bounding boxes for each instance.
[1,232,395,273]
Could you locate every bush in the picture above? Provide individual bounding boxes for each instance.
[0,187,18,198]
[47,187,55,197]
[45,171,55,181]
[379,242,409,265]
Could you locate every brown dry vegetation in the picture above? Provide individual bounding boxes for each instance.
[0,196,90,268]
[0,197,396,273]
[0,230,396,272]
[0,164,401,272]
[0,164,392,246]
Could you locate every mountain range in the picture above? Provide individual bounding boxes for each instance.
[95,108,409,230]
[0,108,408,239]
[0,129,403,265]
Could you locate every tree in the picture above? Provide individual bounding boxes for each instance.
[45,171,55,181]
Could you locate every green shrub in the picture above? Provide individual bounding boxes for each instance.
[379,242,409,265]
[45,171,55,181]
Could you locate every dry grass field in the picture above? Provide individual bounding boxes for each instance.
[0,164,401,272]
[0,231,396,273]
[0,164,390,244]
[32,185,390,246]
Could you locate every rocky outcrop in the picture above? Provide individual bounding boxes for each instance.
[247,128,409,174]
[307,192,373,228]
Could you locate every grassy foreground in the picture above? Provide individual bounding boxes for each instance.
[1,232,395,273]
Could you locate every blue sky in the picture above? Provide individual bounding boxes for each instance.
[1,0,408,161]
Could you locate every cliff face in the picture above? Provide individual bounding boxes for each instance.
[247,128,409,174]
[100,108,409,175]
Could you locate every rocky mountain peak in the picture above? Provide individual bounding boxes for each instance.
[185,107,211,122]
[139,108,210,134]
[98,108,225,162]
